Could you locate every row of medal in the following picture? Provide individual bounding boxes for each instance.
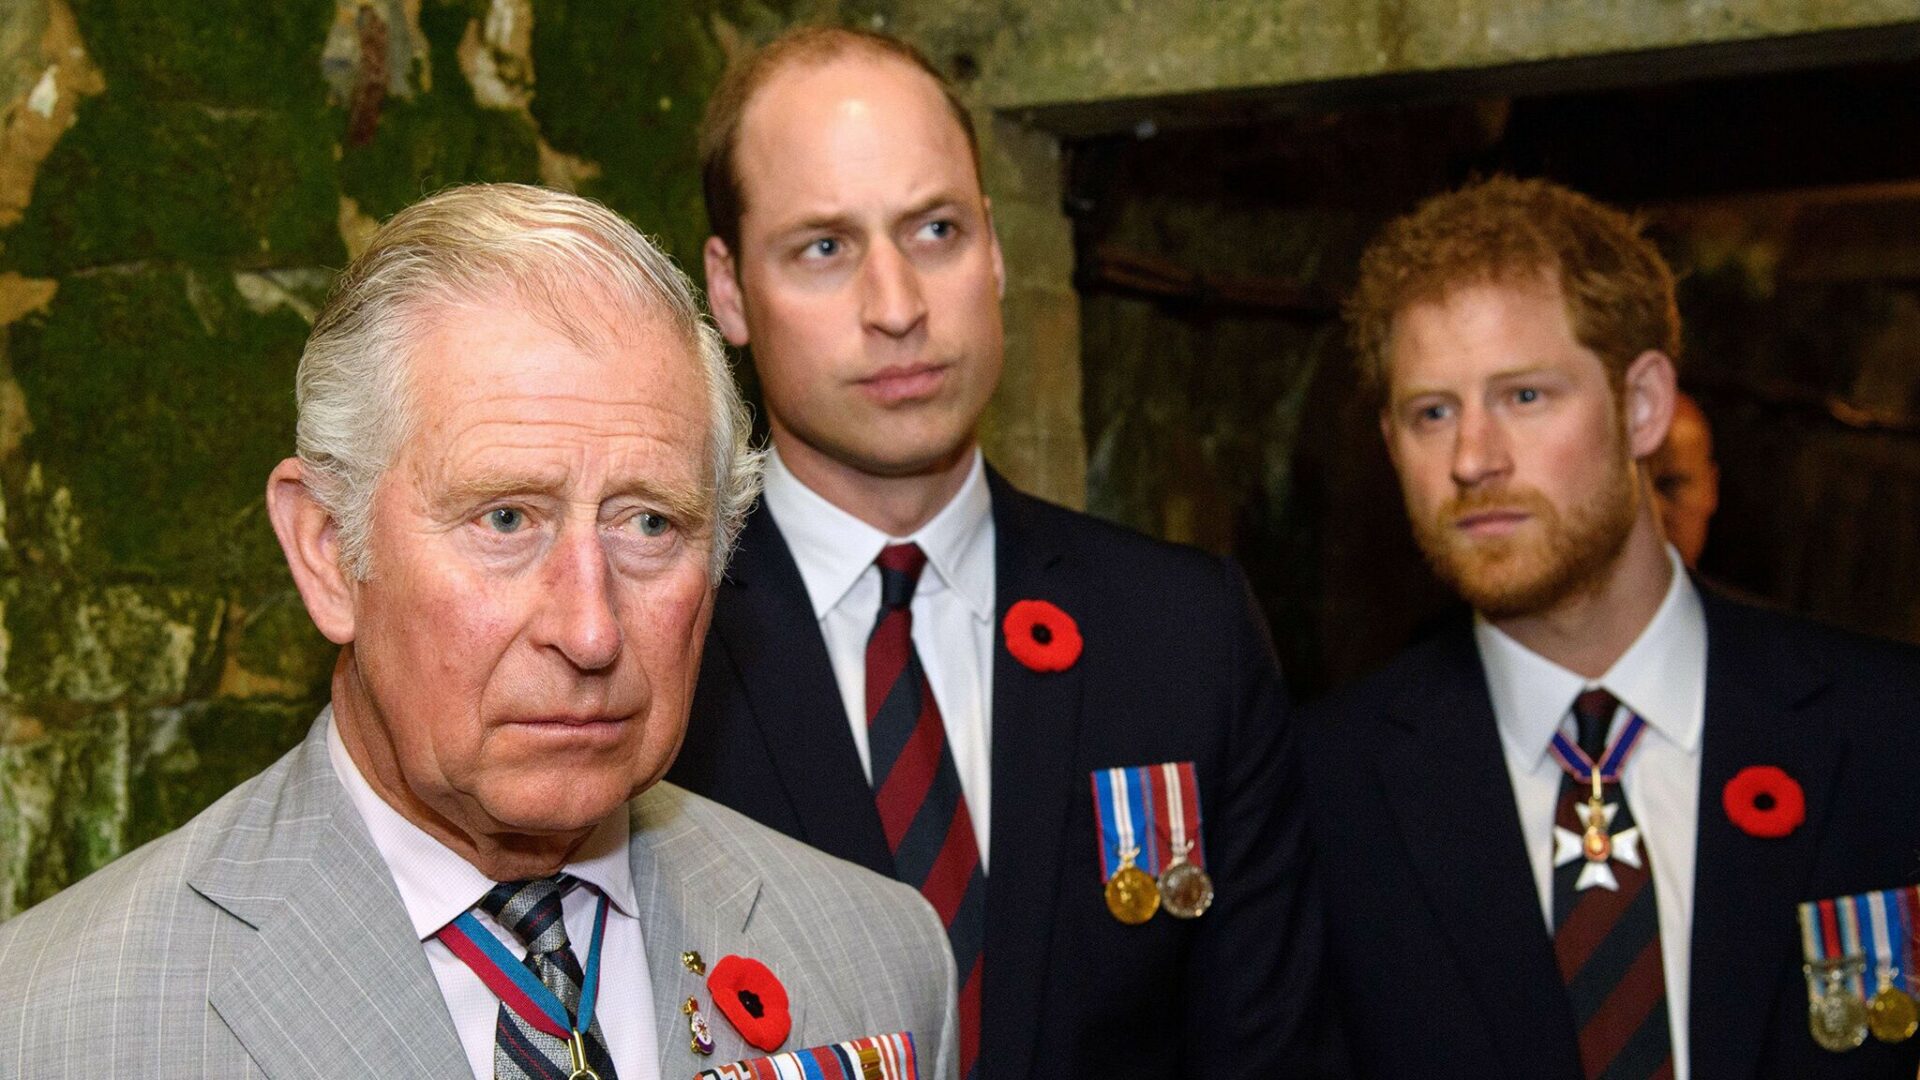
[1799,887,1920,1051]
[1092,762,1215,924]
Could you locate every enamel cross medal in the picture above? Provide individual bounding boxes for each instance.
[1549,714,1647,892]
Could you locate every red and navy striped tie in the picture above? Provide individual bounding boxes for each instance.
[866,543,985,1079]
[1553,689,1672,1080]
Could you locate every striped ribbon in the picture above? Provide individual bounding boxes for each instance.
[1800,887,1920,998]
[696,1031,918,1080]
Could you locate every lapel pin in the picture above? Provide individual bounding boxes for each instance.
[683,997,716,1055]
[1722,765,1805,838]
[681,950,707,975]
[708,954,793,1052]
[1004,599,1082,672]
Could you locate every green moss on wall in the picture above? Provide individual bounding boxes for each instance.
[5,98,347,275]
[337,0,543,221]
[6,267,309,583]
[529,0,730,267]
[68,0,335,110]
[124,699,313,851]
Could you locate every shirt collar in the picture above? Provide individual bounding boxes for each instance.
[326,711,638,940]
[760,445,995,623]
[1478,545,1707,767]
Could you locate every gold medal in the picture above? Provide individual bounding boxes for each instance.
[1806,961,1870,1052]
[1105,852,1160,924]
[1868,984,1919,1044]
[1159,859,1214,919]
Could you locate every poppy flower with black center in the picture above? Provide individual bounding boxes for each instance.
[1004,599,1082,672]
[1721,765,1805,839]
[706,954,791,1052]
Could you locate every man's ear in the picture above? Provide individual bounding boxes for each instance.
[1623,349,1678,460]
[984,196,1006,301]
[265,457,356,645]
[704,236,750,347]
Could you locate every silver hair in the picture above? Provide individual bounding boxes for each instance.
[294,182,762,581]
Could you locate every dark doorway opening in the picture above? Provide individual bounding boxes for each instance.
[1058,27,1920,699]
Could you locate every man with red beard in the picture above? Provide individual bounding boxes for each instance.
[1304,176,1920,1080]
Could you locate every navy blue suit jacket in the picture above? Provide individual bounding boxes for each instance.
[669,469,1323,1078]
[1302,589,1920,1079]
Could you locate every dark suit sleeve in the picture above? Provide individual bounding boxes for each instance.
[1183,558,1333,1076]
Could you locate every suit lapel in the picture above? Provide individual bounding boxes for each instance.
[1687,591,1842,1079]
[980,473,1087,1080]
[713,503,894,874]
[1377,628,1582,1077]
[631,786,845,1075]
[192,719,468,1080]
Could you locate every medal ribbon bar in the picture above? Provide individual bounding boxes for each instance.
[1148,762,1206,872]
[1092,766,1160,880]
[695,1030,918,1080]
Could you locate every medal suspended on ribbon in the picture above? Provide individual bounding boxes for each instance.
[437,891,610,1080]
[1093,766,1160,924]
[1152,762,1213,919]
[1547,714,1648,893]
[1799,887,1920,1051]
[1093,761,1212,924]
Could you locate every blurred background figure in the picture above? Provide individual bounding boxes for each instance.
[1650,392,1721,569]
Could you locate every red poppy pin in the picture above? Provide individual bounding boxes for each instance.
[706,954,791,1052]
[1004,599,1082,672]
[1722,765,1805,839]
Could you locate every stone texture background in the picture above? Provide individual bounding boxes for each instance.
[2,0,1912,914]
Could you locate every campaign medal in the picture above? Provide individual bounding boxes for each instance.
[1093,765,1165,924]
[1105,851,1160,924]
[1805,958,1871,1052]
[1868,971,1918,1043]
[1152,762,1213,919]
[1859,887,1920,1043]
[1799,896,1872,1052]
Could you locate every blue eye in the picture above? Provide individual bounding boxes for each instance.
[923,219,954,240]
[637,512,670,537]
[1514,387,1540,404]
[807,238,839,258]
[485,507,524,533]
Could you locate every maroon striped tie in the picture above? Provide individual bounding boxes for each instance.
[1553,689,1673,1080]
[866,543,985,1078]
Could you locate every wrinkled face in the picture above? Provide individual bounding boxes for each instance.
[717,51,1004,478]
[340,295,717,843]
[1380,276,1640,619]
[1650,400,1718,568]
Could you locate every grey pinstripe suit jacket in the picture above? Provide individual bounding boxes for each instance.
[0,712,958,1079]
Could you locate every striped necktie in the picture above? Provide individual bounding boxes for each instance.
[480,875,619,1080]
[1552,689,1672,1080]
[866,542,985,1079]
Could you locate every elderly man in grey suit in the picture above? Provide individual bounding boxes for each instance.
[0,184,956,1080]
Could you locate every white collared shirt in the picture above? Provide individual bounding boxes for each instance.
[327,716,660,1080]
[1476,545,1705,1080]
[760,446,997,866]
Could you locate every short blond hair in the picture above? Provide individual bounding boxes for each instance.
[1346,176,1681,399]
[295,182,762,580]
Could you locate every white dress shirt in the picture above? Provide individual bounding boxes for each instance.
[1477,545,1705,1080]
[759,446,997,866]
[327,717,660,1080]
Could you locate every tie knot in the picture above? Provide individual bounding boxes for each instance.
[876,543,927,609]
[479,874,572,958]
[1571,688,1619,761]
